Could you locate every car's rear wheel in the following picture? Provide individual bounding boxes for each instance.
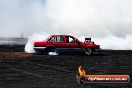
[84,48,93,55]
[46,47,58,55]
[35,50,47,55]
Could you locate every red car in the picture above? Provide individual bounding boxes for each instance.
[34,35,101,55]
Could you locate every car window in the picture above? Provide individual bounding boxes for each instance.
[48,36,64,42]
[65,36,76,43]
[56,36,64,42]
[48,37,55,42]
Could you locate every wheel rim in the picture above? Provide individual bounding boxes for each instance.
[85,48,91,55]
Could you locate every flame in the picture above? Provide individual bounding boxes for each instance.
[78,66,86,76]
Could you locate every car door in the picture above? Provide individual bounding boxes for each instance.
[64,36,81,53]
[53,35,68,53]
[47,35,67,52]
[54,35,66,48]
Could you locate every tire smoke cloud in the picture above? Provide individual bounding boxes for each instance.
[0,0,132,50]
[25,33,132,53]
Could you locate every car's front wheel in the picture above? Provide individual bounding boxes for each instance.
[84,48,93,55]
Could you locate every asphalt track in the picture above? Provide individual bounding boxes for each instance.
[0,45,132,88]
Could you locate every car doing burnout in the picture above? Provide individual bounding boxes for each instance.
[33,35,101,55]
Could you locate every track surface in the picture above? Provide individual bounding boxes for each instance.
[0,50,132,88]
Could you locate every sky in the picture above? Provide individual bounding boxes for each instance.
[1,0,132,38]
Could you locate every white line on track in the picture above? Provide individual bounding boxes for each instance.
[28,62,74,73]
[7,66,44,78]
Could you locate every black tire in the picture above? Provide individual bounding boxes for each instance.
[84,48,93,55]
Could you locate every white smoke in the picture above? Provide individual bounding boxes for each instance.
[46,0,132,37]
[25,33,132,53]
[1,0,132,50]
[93,35,132,50]
[25,32,49,53]
[78,35,132,50]
[48,52,58,55]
